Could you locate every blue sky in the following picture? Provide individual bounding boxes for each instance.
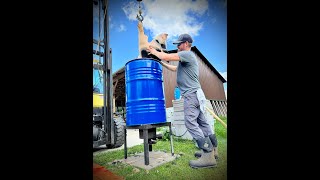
[93,0,227,98]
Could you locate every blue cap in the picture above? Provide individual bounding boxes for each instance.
[172,34,193,44]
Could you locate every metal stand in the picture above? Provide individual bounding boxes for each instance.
[124,122,174,165]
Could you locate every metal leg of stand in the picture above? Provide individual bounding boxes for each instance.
[143,129,149,165]
[169,123,174,156]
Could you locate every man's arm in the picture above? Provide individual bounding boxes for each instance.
[147,46,180,61]
[159,61,177,72]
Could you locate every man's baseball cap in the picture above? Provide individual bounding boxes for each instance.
[172,34,193,44]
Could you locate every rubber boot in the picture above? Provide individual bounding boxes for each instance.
[213,147,219,160]
[209,134,219,160]
[194,137,211,158]
[194,151,202,158]
[194,134,219,160]
[189,137,217,168]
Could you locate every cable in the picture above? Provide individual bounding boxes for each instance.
[172,129,188,137]
[162,128,188,138]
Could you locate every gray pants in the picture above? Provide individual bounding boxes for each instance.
[183,92,213,140]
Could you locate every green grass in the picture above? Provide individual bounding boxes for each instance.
[93,117,227,180]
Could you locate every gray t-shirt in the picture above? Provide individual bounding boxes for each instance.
[177,50,201,96]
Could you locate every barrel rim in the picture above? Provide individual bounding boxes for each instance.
[125,58,160,66]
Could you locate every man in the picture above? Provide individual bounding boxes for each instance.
[147,34,218,168]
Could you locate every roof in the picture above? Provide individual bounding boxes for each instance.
[113,46,227,83]
[113,66,125,77]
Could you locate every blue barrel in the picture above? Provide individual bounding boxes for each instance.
[174,86,181,100]
[125,58,167,126]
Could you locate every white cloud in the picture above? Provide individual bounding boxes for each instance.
[122,1,140,21]
[109,16,114,30]
[211,17,217,24]
[109,15,126,32]
[122,0,209,41]
[118,24,127,32]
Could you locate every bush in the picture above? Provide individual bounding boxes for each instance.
[156,127,170,141]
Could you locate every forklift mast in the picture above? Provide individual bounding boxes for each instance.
[93,0,114,147]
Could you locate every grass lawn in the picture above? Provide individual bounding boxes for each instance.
[93,117,227,180]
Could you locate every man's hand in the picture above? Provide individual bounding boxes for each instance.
[146,46,161,62]
[147,45,157,55]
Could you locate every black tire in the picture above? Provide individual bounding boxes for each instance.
[106,117,125,149]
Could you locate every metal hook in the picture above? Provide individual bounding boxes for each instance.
[136,0,144,22]
[136,12,144,22]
